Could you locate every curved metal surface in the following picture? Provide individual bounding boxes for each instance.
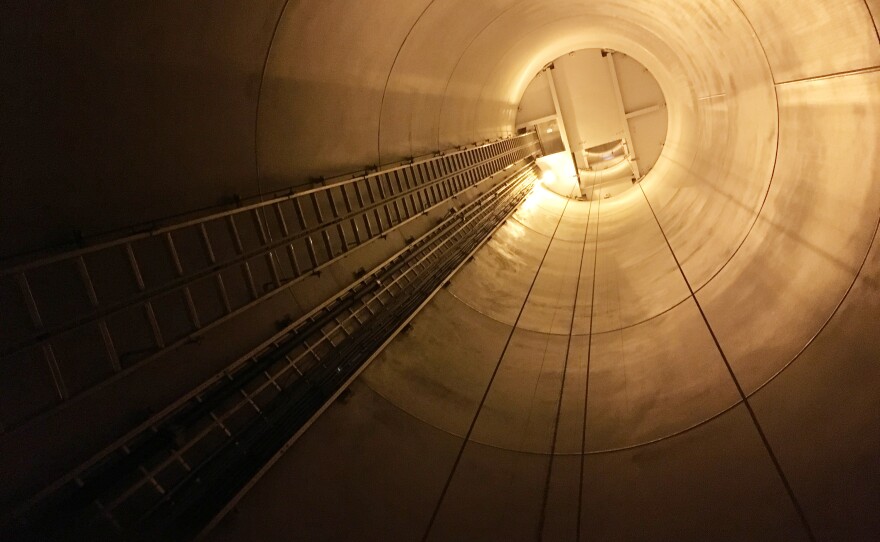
[1,0,878,540]
[205,1,879,540]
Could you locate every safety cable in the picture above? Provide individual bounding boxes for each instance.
[421,178,577,542]
[575,175,602,541]
[536,178,598,540]
[637,183,817,542]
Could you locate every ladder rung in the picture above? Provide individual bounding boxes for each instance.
[354,182,366,208]
[373,208,384,233]
[42,343,68,400]
[17,273,43,328]
[263,370,282,392]
[365,179,377,204]
[227,215,244,254]
[274,203,290,237]
[286,244,302,277]
[165,233,184,276]
[326,189,340,219]
[362,214,374,239]
[173,449,192,471]
[182,287,201,329]
[337,223,349,252]
[144,301,165,348]
[209,412,232,438]
[293,197,308,230]
[239,389,261,414]
[310,192,324,224]
[139,466,166,495]
[241,262,258,299]
[253,209,269,245]
[98,320,121,372]
[125,244,146,291]
[340,185,354,213]
[199,223,216,264]
[76,256,99,307]
[350,218,362,245]
[321,230,334,260]
[215,274,232,314]
[377,175,388,199]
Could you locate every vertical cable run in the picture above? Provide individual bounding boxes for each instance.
[576,183,602,542]
[421,182,577,542]
[537,183,596,539]
[637,184,816,542]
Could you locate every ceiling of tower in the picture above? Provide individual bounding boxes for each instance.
[516,49,668,197]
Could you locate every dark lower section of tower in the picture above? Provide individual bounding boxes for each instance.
[1,136,543,540]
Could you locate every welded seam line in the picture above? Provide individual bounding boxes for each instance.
[377,0,437,164]
[446,286,691,338]
[655,0,782,317]
[537,190,594,540]
[253,0,293,196]
[434,1,524,151]
[750,208,880,395]
[775,65,880,86]
[637,184,817,542]
[371,195,874,458]
[394,203,879,456]
[421,185,574,542]
[576,186,601,542]
[251,0,296,304]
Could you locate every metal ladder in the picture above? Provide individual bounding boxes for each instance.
[8,162,541,541]
[0,134,540,433]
